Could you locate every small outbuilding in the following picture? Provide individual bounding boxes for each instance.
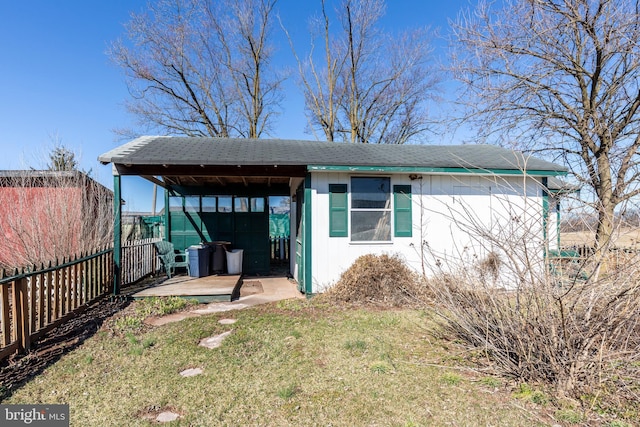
[99,137,567,294]
[0,170,113,269]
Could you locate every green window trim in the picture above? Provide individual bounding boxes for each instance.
[394,185,412,237]
[329,184,348,237]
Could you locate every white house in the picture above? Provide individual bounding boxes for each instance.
[99,137,567,294]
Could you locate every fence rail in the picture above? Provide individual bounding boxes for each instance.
[0,248,113,361]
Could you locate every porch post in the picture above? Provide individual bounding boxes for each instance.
[164,187,170,241]
[113,173,122,295]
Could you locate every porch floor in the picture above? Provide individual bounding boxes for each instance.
[132,274,242,302]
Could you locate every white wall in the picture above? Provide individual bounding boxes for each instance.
[306,172,547,293]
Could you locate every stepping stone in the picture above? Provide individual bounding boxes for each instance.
[156,411,180,422]
[218,318,237,325]
[193,302,248,314]
[199,330,233,349]
[180,368,203,377]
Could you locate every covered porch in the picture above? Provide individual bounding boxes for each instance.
[99,137,310,295]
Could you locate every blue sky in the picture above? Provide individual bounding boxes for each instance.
[0,0,471,212]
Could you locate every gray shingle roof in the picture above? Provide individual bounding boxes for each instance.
[98,136,566,173]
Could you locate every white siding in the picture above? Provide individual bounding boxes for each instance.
[305,172,547,293]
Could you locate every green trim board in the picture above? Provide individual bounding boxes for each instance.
[542,177,549,250]
[308,165,567,176]
[164,189,170,241]
[304,174,313,295]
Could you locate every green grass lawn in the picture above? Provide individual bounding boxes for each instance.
[5,299,553,426]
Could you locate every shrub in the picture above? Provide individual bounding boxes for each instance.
[426,264,640,406]
[321,253,430,307]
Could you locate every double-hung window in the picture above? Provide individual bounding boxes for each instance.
[350,177,392,241]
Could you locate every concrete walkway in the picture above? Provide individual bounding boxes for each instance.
[144,276,304,326]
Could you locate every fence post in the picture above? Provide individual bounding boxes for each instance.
[12,276,30,352]
[0,284,10,347]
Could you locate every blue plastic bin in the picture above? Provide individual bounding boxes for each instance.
[188,245,211,277]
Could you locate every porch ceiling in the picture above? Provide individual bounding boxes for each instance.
[160,174,292,188]
[124,164,306,189]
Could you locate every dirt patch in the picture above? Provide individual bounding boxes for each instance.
[240,280,263,296]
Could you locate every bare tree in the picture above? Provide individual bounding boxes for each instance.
[285,0,439,144]
[0,171,113,269]
[109,0,283,138]
[450,0,640,256]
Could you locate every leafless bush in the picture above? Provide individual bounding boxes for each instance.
[321,253,430,307]
[0,171,113,269]
[428,266,640,397]
[422,186,640,407]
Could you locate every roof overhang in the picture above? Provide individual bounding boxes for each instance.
[100,137,569,189]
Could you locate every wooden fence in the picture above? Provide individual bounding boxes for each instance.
[0,248,113,361]
[0,238,162,362]
[121,237,161,284]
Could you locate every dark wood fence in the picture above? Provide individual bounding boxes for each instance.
[270,236,290,263]
[0,248,113,361]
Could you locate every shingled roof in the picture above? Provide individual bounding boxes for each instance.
[98,136,565,174]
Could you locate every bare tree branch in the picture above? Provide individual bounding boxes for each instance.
[109,0,284,139]
[451,0,640,252]
[287,0,440,144]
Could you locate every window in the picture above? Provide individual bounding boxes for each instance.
[234,197,249,212]
[169,196,183,212]
[350,177,391,241]
[202,196,216,212]
[184,196,199,212]
[218,196,232,212]
[251,197,265,212]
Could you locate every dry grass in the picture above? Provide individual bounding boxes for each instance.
[320,253,431,307]
[562,227,640,247]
